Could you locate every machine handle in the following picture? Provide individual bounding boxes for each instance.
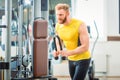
[53,35,63,60]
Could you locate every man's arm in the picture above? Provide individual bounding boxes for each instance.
[77,22,89,53]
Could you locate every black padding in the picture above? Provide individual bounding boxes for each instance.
[0,62,9,69]
[0,25,6,28]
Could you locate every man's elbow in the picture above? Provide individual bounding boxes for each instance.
[82,45,89,52]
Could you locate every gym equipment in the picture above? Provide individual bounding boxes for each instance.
[85,20,99,80]
[1,0,57,80]
[33,19,57,80]
[33,19,48,77]
[0,24,10,80]
[53,35,62,60]
[53,35,66,60]
[33,39,48,77]
[11,19,57,80]
[33,19,48,39]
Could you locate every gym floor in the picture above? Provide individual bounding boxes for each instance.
[56,76,120,80]
[33,76,120,80]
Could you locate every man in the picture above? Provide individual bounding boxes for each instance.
[53,3,91,80]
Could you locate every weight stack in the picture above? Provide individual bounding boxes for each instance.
[33,19,48,78]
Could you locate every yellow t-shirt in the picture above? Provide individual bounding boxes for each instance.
[55,18,91,61]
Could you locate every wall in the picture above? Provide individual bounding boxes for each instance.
[71,0,107,41]
[90,41,120,76]
[107,0,119,36]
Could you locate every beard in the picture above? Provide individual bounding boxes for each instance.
[58,16,66,24]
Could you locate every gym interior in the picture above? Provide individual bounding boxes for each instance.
[0,0,120,80]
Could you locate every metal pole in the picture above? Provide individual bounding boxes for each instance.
[17,0,23,78]
[34,0,41,18]
[41,0,49,20]
[31,0,34,23]
[31,0,34,77]
[5,0,12,80]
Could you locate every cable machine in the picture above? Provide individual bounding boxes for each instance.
[0,0,57,80]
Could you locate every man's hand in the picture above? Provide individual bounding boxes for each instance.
[53,50,60,59]
[60,50,71,57]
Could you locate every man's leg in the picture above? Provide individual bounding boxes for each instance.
[68,60,75,79]
[73,59,90,80]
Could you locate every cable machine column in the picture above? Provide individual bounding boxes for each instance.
[4,0,12,80]
[17,0,23,78]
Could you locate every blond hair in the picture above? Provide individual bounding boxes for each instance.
[55,3,69,12]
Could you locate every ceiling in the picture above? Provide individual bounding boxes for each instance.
[0,0,71,10]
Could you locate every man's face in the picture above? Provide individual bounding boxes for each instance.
[55,9,68,24]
